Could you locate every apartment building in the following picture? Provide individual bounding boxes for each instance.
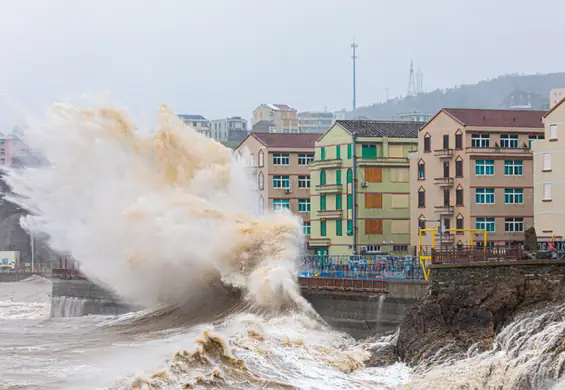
[533,97,565,240]
[297,111,335,134]
[178,114,211,137]
[410,108,545,249]
[235,132,319,236]
[252,104,299,134]
[0,130,30,166]
[550,88,565,108]
[308,120,422,256]
[209,117,248,143]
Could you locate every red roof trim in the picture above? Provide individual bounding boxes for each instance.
[544,96,565,118]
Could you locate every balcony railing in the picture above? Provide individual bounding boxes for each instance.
[315,184,343,193]
[433,149,453,158]
[434,177,454,187]
[310,159,342,169]
[357,157,409,167]
[308,237,331,247]
[466,146,531,155]
[317,209,343,219]
[434,233,455,244]
[434,205,454,215]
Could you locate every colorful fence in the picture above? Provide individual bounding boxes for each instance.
[299,255,424,281]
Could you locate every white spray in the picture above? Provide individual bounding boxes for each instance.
[4,103,307,311]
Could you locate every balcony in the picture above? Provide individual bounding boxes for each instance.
[434,205,454,215]
[357,157,409,167]
[309,237,331,247]
[317,209,343,219]
[433,149,453,158]
[434,233,455,244]
[315,184,343,194]
[465,146,531,157]
[434,177,454,187]
[310,159,342,169]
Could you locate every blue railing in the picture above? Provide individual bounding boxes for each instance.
[299,255,424,281]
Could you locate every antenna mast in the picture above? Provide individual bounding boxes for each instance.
[351,39,358,119]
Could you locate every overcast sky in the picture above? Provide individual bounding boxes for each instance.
[0,0,563,129]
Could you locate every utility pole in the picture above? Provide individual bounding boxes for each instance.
[351,39,358,119]
[30,231,35,272]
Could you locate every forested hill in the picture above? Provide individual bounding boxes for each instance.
[349,72,565,120]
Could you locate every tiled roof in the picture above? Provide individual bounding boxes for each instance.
[178,114,207,120]
[252,132,319,148]
[336,120,424,138]
[443,108,545,128]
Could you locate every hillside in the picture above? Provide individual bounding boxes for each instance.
[350,72,565,120]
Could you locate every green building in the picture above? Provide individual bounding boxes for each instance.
[308,120,423,256]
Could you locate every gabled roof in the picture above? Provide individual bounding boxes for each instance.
[442,108,545,128]
[252,132,319,148]
[178,114,207,120]
[335,120,424,138]
[544,97,565,118]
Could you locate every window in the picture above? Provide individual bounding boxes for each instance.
[476,188,495,204]
[443,161,450,178]
[455,133,463,149]
[320,170,326,185]
[336,145,341,159]
[302,222,311,235]
[444,189,451,206]
[273,153,290,165]
[456,188,463,206]
[298,199,311,212]
[347,169,353,184]
[298,176,310,188]
[418,189,425,207]
[543,153,551,171]
[258,150,264,167]
[336,170,342,185]
[500,134,519,148]
[259,197,264,212]
[550,125,557,140]
[475,160,494,175]
[336,194,342,210]
[456,216,464,230]
[504,160,523,176]
[543,183,552,201]
[471,134,490,148]
[320,195,326,211]
[443,135,449,150]
[418,218,426,230]
[366,245,381,253]
[476,217,495,232]
[347,194,353,209]
[258,173,264,190]
[273,199,290,211]
[321,147,326,160]
[362,144,377,159]
[505,218,524,232]
[298,153,314,165]
[504,189,523,204]
[528,135,544,149]
[347,144,352,159]
[336,220,343,236]
[424,134,431,152]
[365,219,383,234]
[347,219,353,235]
[273,175,290,189]
[443,218,451,231]
[455,160,463,177]
[393,245,408,252]
[418,162,425,179]
[321,220,327,236]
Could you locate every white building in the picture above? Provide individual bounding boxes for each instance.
[209,117,248,143]
[178,114,211,137]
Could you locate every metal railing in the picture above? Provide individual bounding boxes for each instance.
[299,277,388,292]
[424,245,524,264]
[299,255,424,281]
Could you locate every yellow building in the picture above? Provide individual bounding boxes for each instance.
[308,120,422,256]
[252,104,299,134]
[533,97,565,241]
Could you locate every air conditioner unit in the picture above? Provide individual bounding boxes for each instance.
[284,187,292,194]
[360,246,368,252]
[361,182,368,187]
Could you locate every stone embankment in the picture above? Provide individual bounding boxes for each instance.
[396,260,565,365]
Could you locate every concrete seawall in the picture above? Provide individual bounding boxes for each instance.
[0,272,50,282]
[303,281,429,338]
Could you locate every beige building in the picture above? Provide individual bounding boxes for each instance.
[550,88,565,108]
[252,104,299,134]
[410,108,545,249]
[533,97,565,241]
[235,132,319,236]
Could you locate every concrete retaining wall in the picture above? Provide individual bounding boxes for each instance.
[0,272,50,282]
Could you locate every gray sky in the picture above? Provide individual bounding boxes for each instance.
[0,0,563,129]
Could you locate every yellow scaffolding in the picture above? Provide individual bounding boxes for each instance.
[418,228,487,281]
